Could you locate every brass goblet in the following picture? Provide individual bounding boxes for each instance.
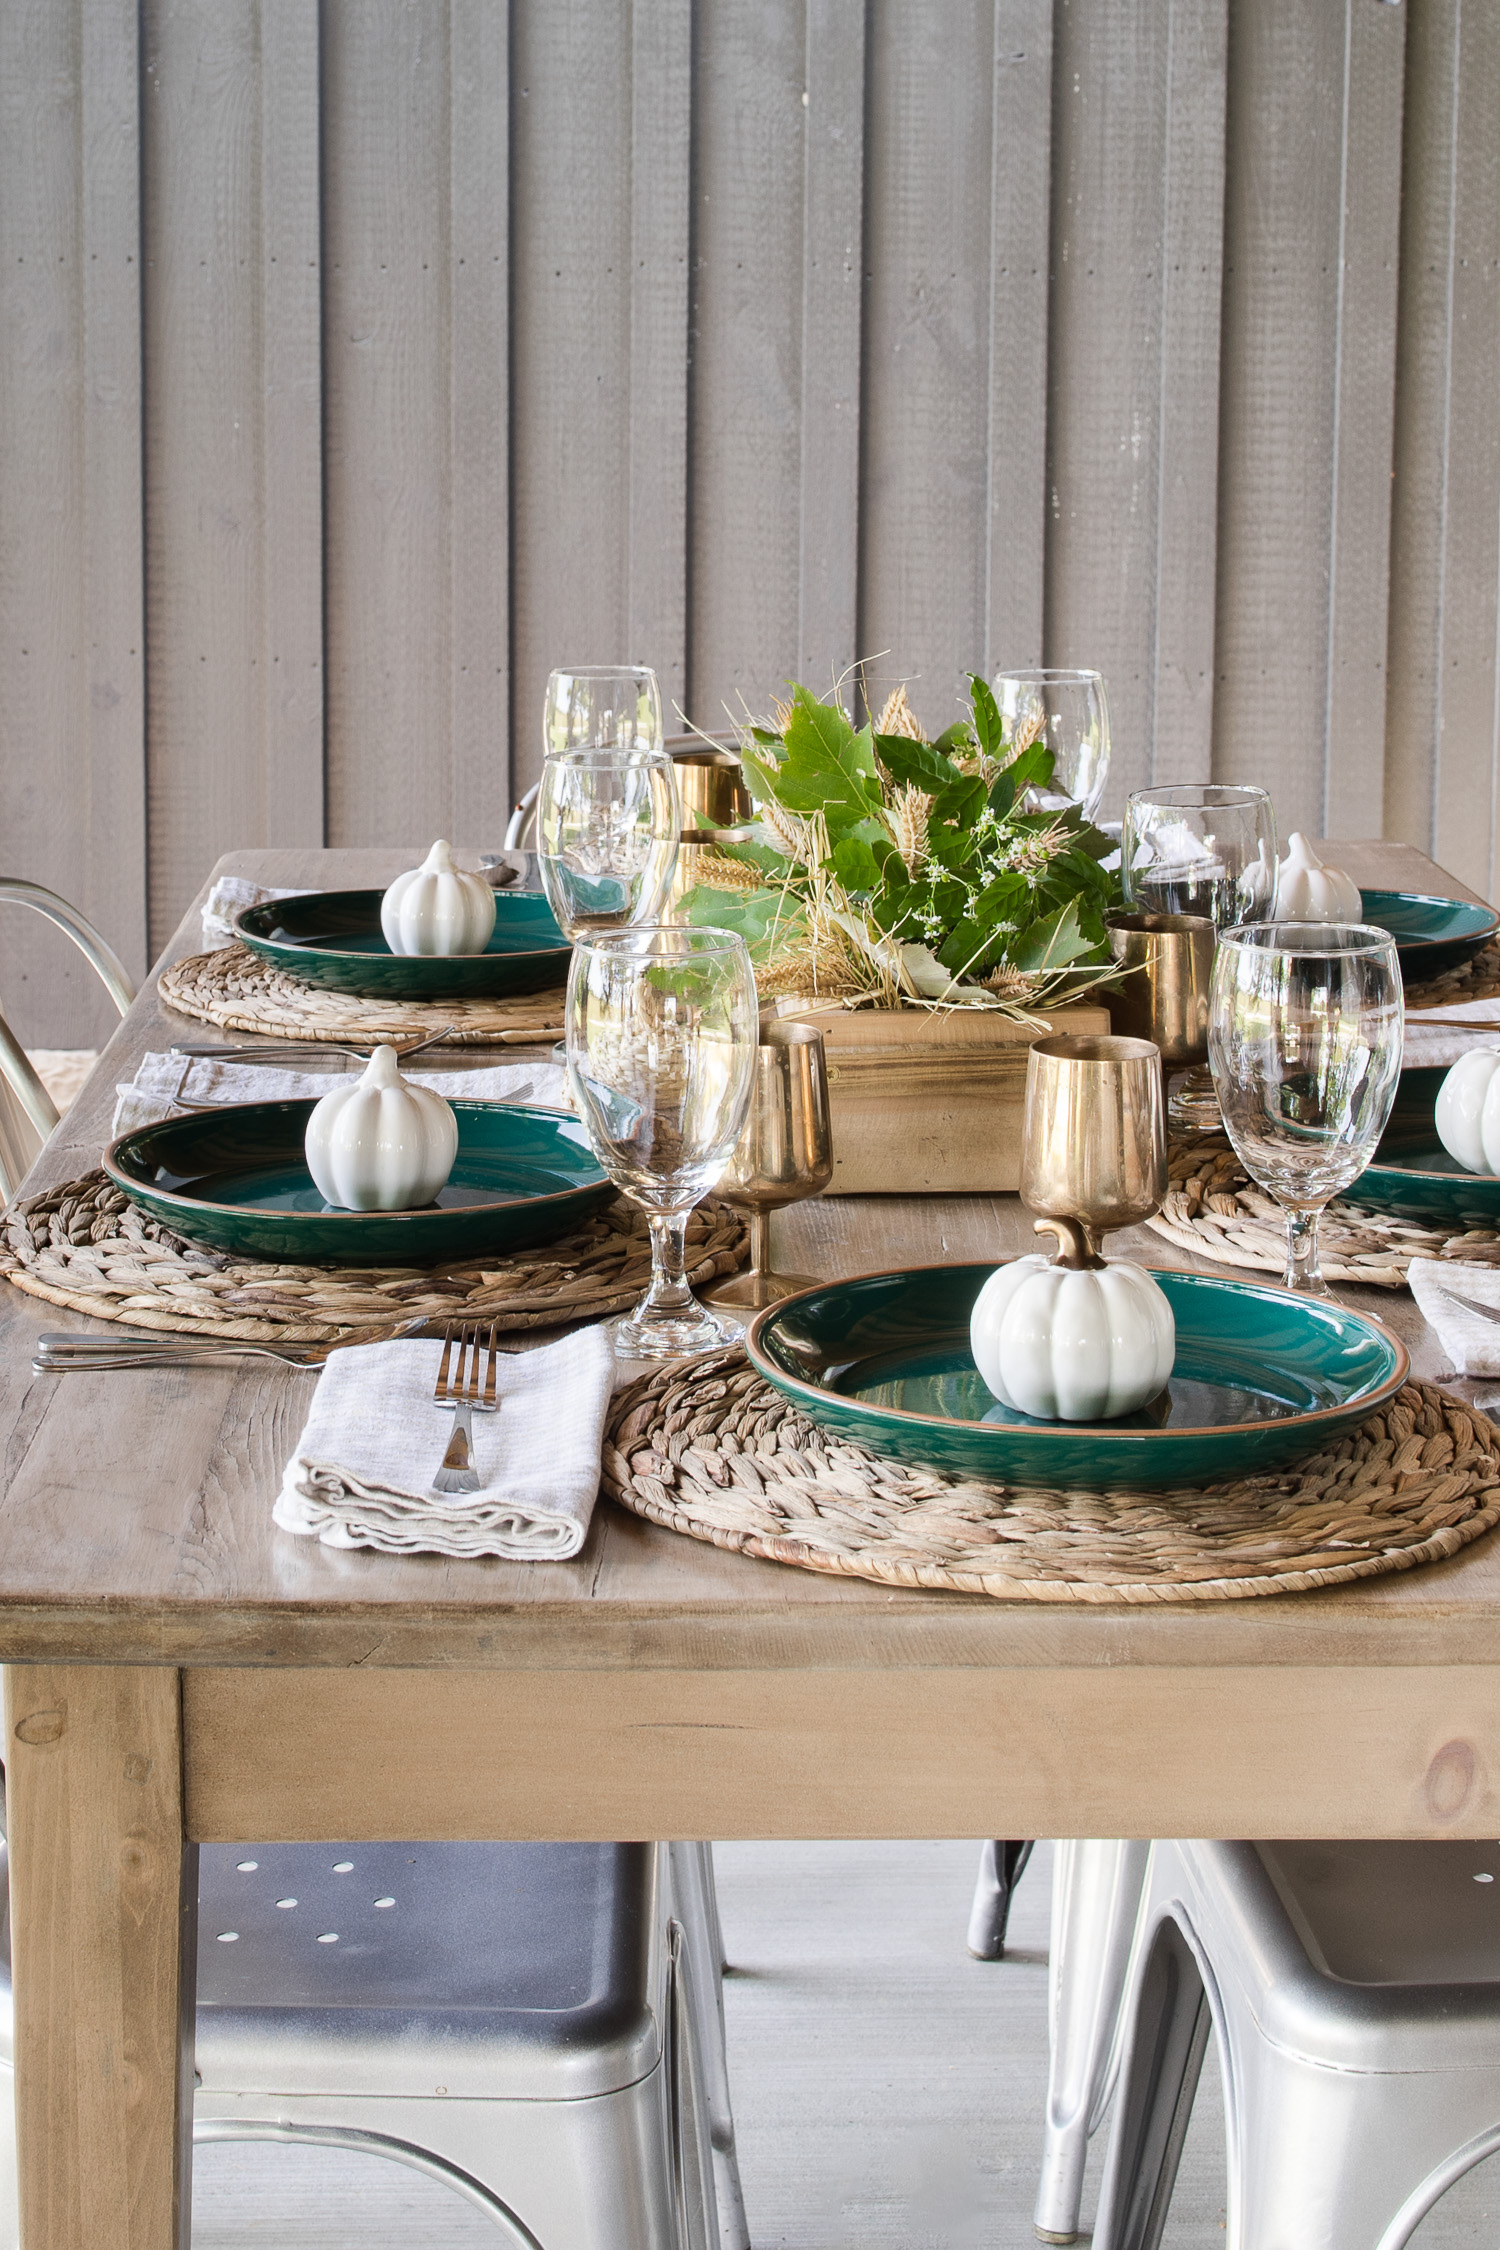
[707,1020,833,1310]
[1021,1032,1167,1262]
[1106,910,1216,1129]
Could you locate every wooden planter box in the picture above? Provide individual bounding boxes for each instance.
[777,998,1113,1194]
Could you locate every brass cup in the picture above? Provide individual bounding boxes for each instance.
[707,1021,834,1311]
[665,743,755,920]
[1021,1032,1167,1261]
[1105,911,1214,1066]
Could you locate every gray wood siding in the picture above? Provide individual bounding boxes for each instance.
[1,0,1493,1041]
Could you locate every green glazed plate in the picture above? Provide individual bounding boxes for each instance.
[233,888,571,1000]
[1359,887,1500,978]
[104,1100,612,1265]
[1345,1066,1500,1226]
[747,1264,1407,1490]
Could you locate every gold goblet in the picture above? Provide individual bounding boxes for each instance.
[1106,909,1216,1129]
[708,1020,833,1311]
[1021,1032,1167,1261]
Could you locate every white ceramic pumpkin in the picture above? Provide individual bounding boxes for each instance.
[1435,1048,1500,1175]
[1273,832,1362,922]
[304,1045,459,1211]
[380,840,497,957]
[969,1222,1176,1422]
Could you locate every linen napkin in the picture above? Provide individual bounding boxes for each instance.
[1402,1002,1500,1072]
[201,877,302,950]
[274,1329,616,1558]
[112,1051,568,1136]
[1408,1258,1500,1395]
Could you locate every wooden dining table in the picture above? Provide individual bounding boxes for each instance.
[4,837,1500,2248]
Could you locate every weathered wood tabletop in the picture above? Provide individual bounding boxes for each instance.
[5,839,1500,2248]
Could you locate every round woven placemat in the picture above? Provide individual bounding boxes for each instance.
[1146,1129,1500,1289]
[0,1171,748,1341]
[158,945,566,1046]
[1405,935,1500,1010]
[602,1352,1500,1603]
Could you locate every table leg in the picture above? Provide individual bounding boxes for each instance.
[5,1667,197,2250]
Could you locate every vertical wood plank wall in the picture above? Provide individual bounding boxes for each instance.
[0,0,1492,1043]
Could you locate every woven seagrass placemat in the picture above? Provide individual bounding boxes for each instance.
[602,1351,1500,1602]
[1146,1129,1500,1289]
[158,945,566,1046]
[0,1171,748,1341]
[1405,935,1500,1011]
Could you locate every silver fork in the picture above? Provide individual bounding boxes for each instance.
[430,1322,500,1495]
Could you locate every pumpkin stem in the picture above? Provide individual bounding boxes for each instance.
[1034,1214,1107,1270]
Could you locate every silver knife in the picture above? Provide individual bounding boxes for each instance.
[33,1315,439,1374]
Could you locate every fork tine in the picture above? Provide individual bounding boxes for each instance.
[434,1320,458,1403]
[465,1324,485,1407]
[483,1323,500,1412]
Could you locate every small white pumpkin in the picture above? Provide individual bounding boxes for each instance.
[969,1220,1176,1423]
[1274,832,1362,922]
[305,1045,459,1211]
[380,840,497,957]
[1435,1048,1500,1175]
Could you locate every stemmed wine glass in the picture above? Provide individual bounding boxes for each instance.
[1124,782,1278,1124]
[567,927,758,1357]
[538,666,678,938]
[992,669,1111,821]
[1208,921,1403,1295]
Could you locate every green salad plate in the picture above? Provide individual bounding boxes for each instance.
[1342,1066,1500,1227]
[104,1100,612,1265]
[746,1264,1407,1489]
[233,888,570,1001]
[1358,887,1500,978]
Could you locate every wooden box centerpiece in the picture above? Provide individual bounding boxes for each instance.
[681,677,1123,1195]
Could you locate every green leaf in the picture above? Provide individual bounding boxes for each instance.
[828,835,886,893]
[1009,896,1099,974]
[683,884,802,956]
[933,719,974,753]
[768,687,882,838]
[929,771,988,832]
[968,675,1004,763]
[874,735,960,794]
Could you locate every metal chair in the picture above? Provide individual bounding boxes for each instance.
[0,880,136,1200]
[1087,1838,1500,2250]
[0,1835,747,2249]
[966,1838,1035,1960]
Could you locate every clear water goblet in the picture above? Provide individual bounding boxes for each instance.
[567,926,758,1358]
[1124,782,1278,1125]
[1208,920,1403,1296]
[544,665,663,759]
[537,748,680,939]
[992,669,1112,821]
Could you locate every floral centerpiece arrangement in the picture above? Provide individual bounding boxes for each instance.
[682,676,1123,1016]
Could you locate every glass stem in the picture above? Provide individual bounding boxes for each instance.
[749,1210,771,1281]
[1283,1207,1325,1295]
[644,1209,695,1316]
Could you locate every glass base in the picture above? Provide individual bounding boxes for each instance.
[609,1298,745,1361]
[1168,1066,1221,1130]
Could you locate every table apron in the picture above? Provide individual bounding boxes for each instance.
[182,1662,1500,1841]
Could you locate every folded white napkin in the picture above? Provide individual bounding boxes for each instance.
[1402,1002,1500,1072]
[112,1051,568,1136]
[202,877,302,950]
[1407,1257,1500,1387]
[274,1330,616,1558]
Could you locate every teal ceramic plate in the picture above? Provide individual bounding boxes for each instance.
[1359,888,1500,978]
[1345,1067,1500,1226]
[104,1100,612,1265]
[233,888,571,1000]
[747,1264,1407,1489]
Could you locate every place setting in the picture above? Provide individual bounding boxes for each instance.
[15,660,1500,1596]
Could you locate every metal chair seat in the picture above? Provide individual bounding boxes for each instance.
[0,1836,746,2249]
[1089,1838,1500,2250]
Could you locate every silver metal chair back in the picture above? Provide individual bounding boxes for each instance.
[1061,1837,1500,2250]
[0,880,136,1201]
